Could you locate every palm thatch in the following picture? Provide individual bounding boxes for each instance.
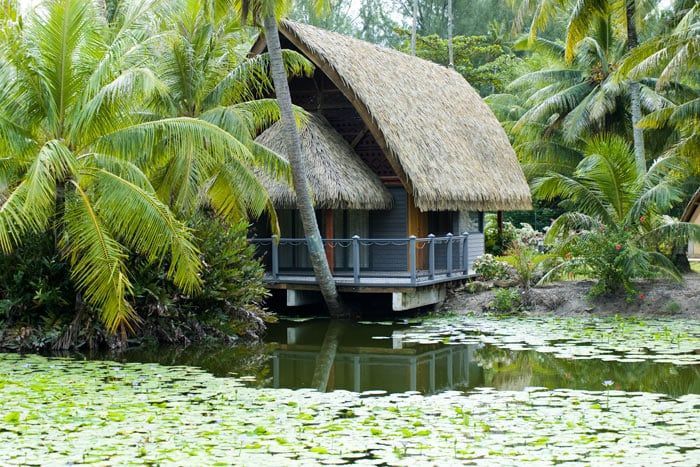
[254,21,531,212]
[256,113,393,210]
[681,188,700,223]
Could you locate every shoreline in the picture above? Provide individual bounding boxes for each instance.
[444,273,700,320]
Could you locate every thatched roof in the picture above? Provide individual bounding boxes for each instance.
[681,188,700,222]
[252,21,531,212]
[256,113,393,210]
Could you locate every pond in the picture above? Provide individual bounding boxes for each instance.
[1,314,699,465]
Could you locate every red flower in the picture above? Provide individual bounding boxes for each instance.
[640,215,646,223]
[615,244,622,251]
[639,293,645,300]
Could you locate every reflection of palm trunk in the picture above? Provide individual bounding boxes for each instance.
[311,320,345,392]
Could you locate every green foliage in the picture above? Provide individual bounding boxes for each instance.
[473,254,512,281]
[484,216,517,255]
[506,241,547,303]
[0,233,75,322]
[131,214,270,341]
[396,30,522,95]
[0,0,298,335]
[535,135,700,297]
[490,287,522,313]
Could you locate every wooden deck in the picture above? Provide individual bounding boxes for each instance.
[264,269,476,292]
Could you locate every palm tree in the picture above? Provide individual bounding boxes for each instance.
[147,0,312,226]
[0,0,282,333]
[236,0,345,317]
[617,4,699,174]
[512,0,653,172]
[508,22,671,150]
[533,134,700,295]
[617,3,698,90]
[485,90,583,179]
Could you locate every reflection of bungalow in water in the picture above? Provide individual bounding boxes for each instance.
[269,323,483,394]
[681,189,700,260]
[250,21,531,310]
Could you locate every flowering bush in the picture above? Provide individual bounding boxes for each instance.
[473,254,512,281]
[515,223,546,250]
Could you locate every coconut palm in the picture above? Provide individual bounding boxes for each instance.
[0,0,283,333]
[486,90,583,179]
[509,21,671,149]
[533,134,700,295]
[235,0,345,316]
[511,0,654,172]
[618,4,698,90]
[617,4,699,174]
[144,0,312,225]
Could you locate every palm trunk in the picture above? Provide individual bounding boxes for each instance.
[262,16,345,317]
[447,0,454,68]
[625,0,645,173]
[311,320,345,391]
[411,0,418,55]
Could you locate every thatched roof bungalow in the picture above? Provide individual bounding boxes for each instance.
[252,21,531,212]
[251,21,530,302]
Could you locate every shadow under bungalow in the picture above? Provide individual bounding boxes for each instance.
[250,21,531,311]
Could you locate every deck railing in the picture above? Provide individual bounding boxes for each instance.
[249,233,472,285]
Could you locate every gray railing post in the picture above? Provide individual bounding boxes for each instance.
[461,232,469,274]
[352,235,360,284]
[428,234,435,280]
[446,233,453,277]
[409,235,417,285]
[271,235,279,280]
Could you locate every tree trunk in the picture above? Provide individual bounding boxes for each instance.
[311,320,345,392]
[411,0,418,55]
[625,0,645,173]
[447,0,454,68]
[262,17,345,317]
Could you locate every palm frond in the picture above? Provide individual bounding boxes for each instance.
[93,169,202,293]
[544,211,602,242]
[203,50,313,107]
[63,181,138,333]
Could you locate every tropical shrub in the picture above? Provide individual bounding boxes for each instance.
[131,215,272,344]
[473,254,512,281]
[534,135,700,297]
[484,216,517,255]
[490,287,521,313]
[505,241,547,305]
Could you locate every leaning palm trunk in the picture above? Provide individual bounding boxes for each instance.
[262,16,345,317]
[625,0,646,173]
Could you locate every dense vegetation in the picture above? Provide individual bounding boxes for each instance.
[0,0,698,351]
[0,0,305,349]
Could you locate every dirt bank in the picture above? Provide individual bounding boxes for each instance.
[443,273,700,319]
